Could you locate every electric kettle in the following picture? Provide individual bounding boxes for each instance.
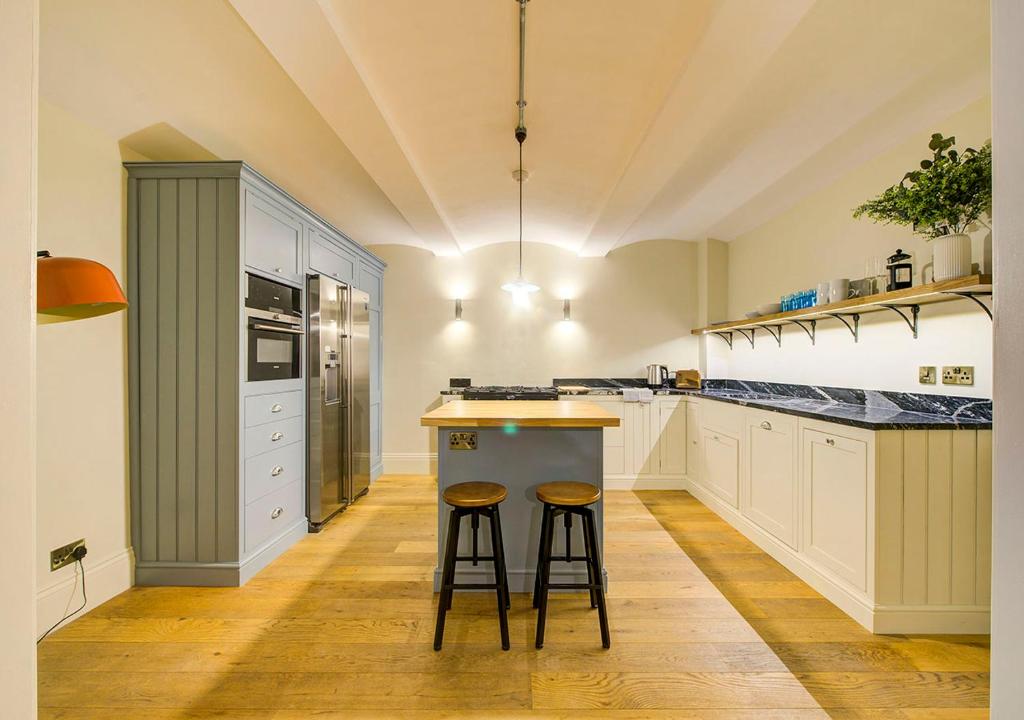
[646,364,669,388]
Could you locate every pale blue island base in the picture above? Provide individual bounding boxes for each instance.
[421,400,620,592]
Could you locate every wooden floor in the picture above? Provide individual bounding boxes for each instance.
[36,476,988,718]
[637,490,990,719]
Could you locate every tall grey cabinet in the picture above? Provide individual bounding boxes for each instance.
[126,162,385,586]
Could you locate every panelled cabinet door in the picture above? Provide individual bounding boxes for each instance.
[243,188,302,284]
[308,230,356,284]
[743,412,798,548]
[358,262,382,310]
[802,428,868,591]
[628,402,654,476]
[590,399,624,475]
[685,402,701,481]
[657,400,687,475]
[701,428,739,507]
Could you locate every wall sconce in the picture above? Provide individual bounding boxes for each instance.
[455,298,463,320]
[563,298,571,321]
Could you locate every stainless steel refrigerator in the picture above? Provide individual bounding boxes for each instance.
[307,275,371,531]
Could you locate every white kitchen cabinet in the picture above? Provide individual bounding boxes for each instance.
[685,401,701,481]
[801,427,868,592]
[585,397,625,475]
[742,410,798,548]
[701,428,739,507]
[627,402,653,476]
[656,399,687,476]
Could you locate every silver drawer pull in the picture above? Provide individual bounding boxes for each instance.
[271,507,283,519]
[760,420,772,431]
[271,465,284,477]
[271,403,283,413]
[825,437,835,446]
[271,432,284,442]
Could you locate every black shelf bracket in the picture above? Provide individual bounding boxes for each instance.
[761,324,783,347]
[880,303,920,339]
[735,328,756,348]
[712,331,733,349]
[826,313,860,342]
[945,291,993,320]
[787,319,816,345]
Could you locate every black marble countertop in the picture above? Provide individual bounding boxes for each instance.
[674,388,991,430]
[442,378,992,431]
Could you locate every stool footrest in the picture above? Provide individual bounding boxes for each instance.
[449,582,503,591]
[454,555,497,562]
[544,582,603,590]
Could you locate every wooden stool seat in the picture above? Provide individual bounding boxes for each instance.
[443,481,508,508]
[536,481,601,507]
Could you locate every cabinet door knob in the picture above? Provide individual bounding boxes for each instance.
[271,432,284,442]
[271,403,283,413]
[825,437,835,446]
[275,267,283,273]
[271,465,284,477]
[271,507,283,519]
[760,420,772,431]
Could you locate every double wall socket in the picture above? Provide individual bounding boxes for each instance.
[50,538,86,571]
[942,366,975,386]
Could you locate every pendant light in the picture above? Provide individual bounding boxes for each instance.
[36,250,127,323]
[501,0,539,305]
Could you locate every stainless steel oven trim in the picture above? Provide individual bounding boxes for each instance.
[246,307,302,325]
[251,323,304,335]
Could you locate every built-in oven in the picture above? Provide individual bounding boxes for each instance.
[245,273,303,381]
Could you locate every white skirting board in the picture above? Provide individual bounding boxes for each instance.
[604,475,686,490]
[36,547,133,636]
[383,452,438,475]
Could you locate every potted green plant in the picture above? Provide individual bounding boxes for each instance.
[853,133,991,282]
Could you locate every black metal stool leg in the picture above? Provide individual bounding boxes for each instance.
[533,503,551,609]
[583,507,610,649]
[535,504,556,649]
[492,504,511,610]
[434,508,462,651]
[564,513,572,562]
[581,508,598,608]
[487,506,511,651]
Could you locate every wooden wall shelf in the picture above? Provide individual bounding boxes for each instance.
[691,275,992,347]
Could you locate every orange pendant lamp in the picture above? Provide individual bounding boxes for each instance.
[37,250,127,324]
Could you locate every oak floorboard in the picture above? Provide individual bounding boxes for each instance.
[37,477,989,716]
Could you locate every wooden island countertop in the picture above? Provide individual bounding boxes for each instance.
[420,399,620,428]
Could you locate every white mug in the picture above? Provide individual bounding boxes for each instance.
[816,281,830,306]
[828,278,850,304]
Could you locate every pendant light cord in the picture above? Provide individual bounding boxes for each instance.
[518,140,524,279]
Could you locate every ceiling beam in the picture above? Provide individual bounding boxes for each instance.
[229,0,461,255]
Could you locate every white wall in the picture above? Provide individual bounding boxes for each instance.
[34,101,135,633]
[375,240,700,467]
[990,0,1024,714]
[0,0,39,714]
[712,98,993,397]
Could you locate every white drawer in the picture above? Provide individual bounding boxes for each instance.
[700,397,744,435]
[245,442,304,505]
[245,479,304,554]
[245,390,303,428]
[245,415,303,458]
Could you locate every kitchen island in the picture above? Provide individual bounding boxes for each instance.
[421,400,620,591]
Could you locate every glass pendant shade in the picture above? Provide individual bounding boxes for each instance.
[501,278,539,306]
[37,253,128,323]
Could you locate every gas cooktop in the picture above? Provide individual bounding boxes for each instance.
[460,385,559,400]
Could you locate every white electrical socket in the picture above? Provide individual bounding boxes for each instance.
[941,366,974,386]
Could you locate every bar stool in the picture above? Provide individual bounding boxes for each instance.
[532,481,610,649]
[434,481,511,651]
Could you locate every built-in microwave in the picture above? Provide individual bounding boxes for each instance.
[245,273,303,381]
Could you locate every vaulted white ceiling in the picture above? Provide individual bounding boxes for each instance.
[230,0,990,256]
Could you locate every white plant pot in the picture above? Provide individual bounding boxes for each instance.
[932,233,972,282]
